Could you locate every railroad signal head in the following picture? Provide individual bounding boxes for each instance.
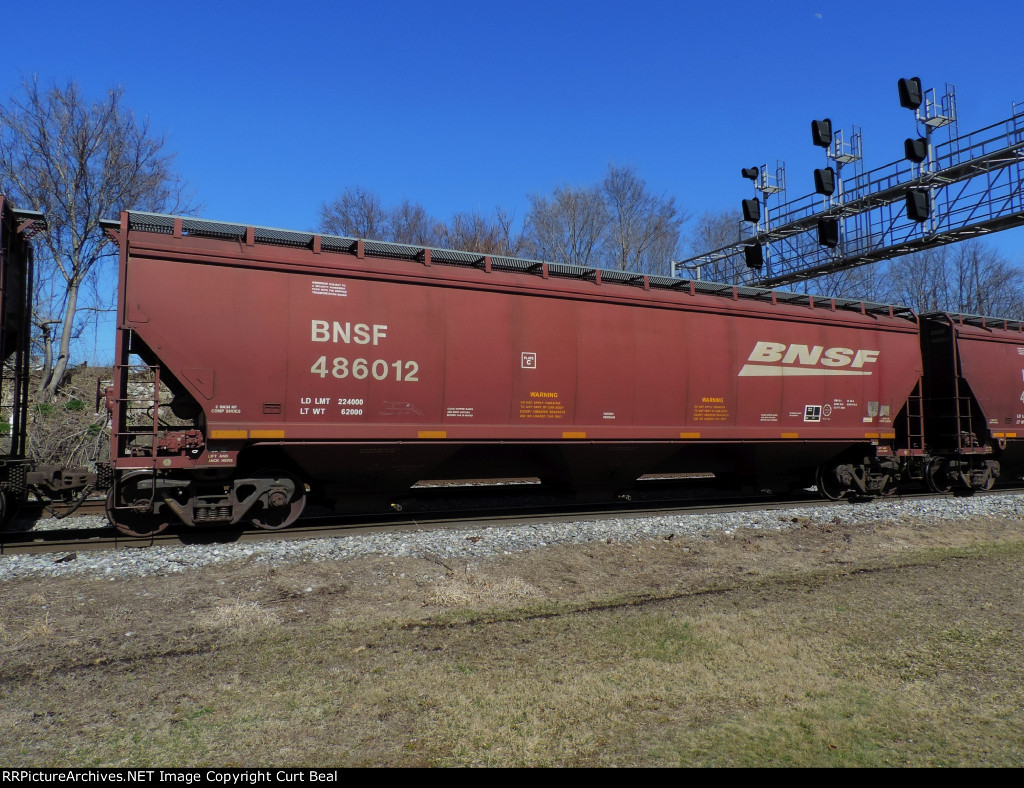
[744,243,763,269]
[906,188,931,222]
[817,217,840,248]
[898,77,923,110]
[741,166,760,181]
[811,118,833,148]
[904,137,928,163]
[741,197,761,223]
[813,167,836,196]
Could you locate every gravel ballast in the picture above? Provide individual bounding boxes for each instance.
[2,492,1023,581]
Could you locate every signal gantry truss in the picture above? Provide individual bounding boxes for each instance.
[677,92,1024,288]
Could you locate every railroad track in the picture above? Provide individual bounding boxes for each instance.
[0,487,977,558]
[17,498,108,519]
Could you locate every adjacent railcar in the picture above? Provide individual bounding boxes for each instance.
[0,197,39,522]
[919,312,1024,491]
[101,211,925,535]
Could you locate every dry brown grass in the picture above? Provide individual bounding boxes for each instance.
[197,599,280,635]
[1,510,1023,766]
[427,571,543,607]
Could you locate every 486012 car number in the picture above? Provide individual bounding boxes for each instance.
[310,356,419,382]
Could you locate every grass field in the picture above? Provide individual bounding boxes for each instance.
[1,509,1022,766]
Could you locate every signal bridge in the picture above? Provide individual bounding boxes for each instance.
[676,81,1024,289]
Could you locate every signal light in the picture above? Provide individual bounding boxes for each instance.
[813,167,836,196]
[741,198,761,223]
[811,118,832,148]
[904,137,928,163]
[744,243,763,269]
[741,167,759,181]
[898,77,923,110]
[817,218,840,248]
[906,189,930,222]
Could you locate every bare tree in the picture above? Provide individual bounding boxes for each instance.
[948,242,1024,317]
[683,210,744,282]
[0,77,192,398]
[804,260,891,303]
[319,188,444,247]
[688,210,741,255]
[879,247,947,312]
[321,188,531,256]
[319,186,390,239]
[601,164,685,276]
[323,164,686,272]
[522,164,686,274]
[389,199,440,246]
[524,184,607,265]
[880,242,1024,317]
[783,240,1024,316]
[436,208,528,257]
[492,207,532,258]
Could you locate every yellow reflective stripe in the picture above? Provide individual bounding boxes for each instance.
[250,430,285,439]
[210,429,247,439]
[562,431,587,439]
[781,432,799,439]
[418,430,447,439]
[679,432,701,439]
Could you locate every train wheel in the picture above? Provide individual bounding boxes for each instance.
[925,458,952,494]
[248,470,306,530]
[816,464,847,501]
[106,473,171,537]
[0,489,26,527]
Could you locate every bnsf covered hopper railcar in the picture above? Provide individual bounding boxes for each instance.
[100,211,927,535]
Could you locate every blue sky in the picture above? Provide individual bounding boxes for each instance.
[5,1,1024,359]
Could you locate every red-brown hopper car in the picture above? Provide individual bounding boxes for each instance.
[101,211,928,535]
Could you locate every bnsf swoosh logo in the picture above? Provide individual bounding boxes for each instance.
[738,342,880,377]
